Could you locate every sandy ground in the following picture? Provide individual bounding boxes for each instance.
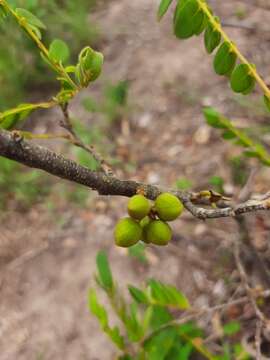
[1,0,270,359]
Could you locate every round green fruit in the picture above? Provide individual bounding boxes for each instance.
[154,193,183,221]
[128,194,151,220]
[114,217,142,248]
[145,220,172,246]
[140,216,151,243]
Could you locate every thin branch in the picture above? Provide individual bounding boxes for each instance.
[1,128,270,220]
[60,103,114,175]
[141,289,270,345]
[233,237,267,323]
[235,215,270,287]
[255,320,263,360]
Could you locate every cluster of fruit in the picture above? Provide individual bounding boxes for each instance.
[114,193,184,247]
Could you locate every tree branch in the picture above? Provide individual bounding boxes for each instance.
[1,128,270,220]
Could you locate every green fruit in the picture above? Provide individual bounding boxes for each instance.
[155,193,183,221]
[114,217,142,247]
[145,220,172,246]
[140,216,151,243]
[128,195,151,220]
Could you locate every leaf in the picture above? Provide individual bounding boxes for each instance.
[214,42,237,75]
[174,0,203,39]
[165,342,193,360]
[144,327,177,360]
[157,0,174,21]
[148,279,190,309]
[194,12,207,35]
[264,95,270,113]
[48,39,70,63]
[88,289,125,349]
[175,178,193,190]
[222,130,236,140]
[96,251,114,292]
[82,97,99,113]
[128,285,149,304]
[209,176,224,193]
[88,289,108,329]
[149,306,173,330]
[15,8,46,29]
[128,243,147,264]
[204,25,221,53]
[203,107,226,129]
[77,47,104,86]
[0,103,40,130]
[124,302,145,342]
[223,321,241,336]
[230,64,255,94]
[243,150,260,159]
[108,326,125,349]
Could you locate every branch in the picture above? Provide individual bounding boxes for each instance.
[60,103,114,175]
[1,128,270,220]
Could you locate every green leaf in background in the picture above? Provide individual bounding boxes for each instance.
[230,63,255,94]
[96,251,114,292]
[233,343,252,360]
[209,176,224,193]
[175,177,193,190]
[15,8,46,29]
[214,42,237,75]
[223,321,241,336]
[203,107,226,129]
[204,25,221,54]
[144,327,178,360]
[174,0,203,39]
[128,285,149,304]
[88,288,108,329]
[124,302,145,342]
[0,6,8,20]
[157,0,174,20]
[165,341,193,360]
[263,95,270,113]
[48,39,70,63]
[88,289,125,349]
[149,305,173,330]
[107,326,125,350]
[148,279,190,309]
[222,130,236,140]
[128,243,148,264]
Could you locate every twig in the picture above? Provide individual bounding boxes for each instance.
[141,290,270,345]
[60,103,114,175]
[235,215,270,287]
[255,320,263,360]
[221,21,255,32]
[1,129,270,220]
[233,238,267,323]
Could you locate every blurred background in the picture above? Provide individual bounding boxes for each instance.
[1,0,270,358]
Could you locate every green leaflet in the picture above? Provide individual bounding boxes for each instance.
[204,25,221,53]
[76,46,104,87]
[214,42,237,75]
[96,251,114,292]
[128,285,149,304]
[230,63,255,94]
[148,279,190,309]
[174,0,204,39]
[48,39,70,63]
[194,12,207,35]
[15,8,46,29]
[157,0,174,20]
